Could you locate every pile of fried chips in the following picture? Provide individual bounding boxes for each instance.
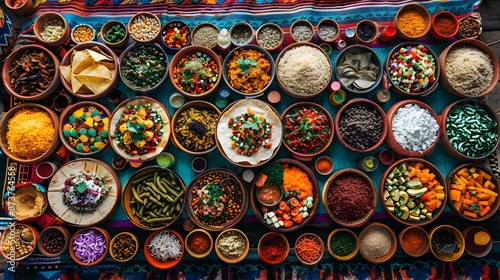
[337,52,380,91]
[60,46,115,94]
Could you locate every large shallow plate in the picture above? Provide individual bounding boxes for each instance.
[47,158,121,227]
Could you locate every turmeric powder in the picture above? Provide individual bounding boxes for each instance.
[397,9,427,37]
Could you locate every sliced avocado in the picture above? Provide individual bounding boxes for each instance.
[406,180,423,189]
[409,215,420,222]
[407,188,427,197]
[409,207,420,217]
[399,162,407,173]
[386,197,394,207]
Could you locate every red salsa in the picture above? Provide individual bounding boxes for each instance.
[173,51,219,95]
[258,183,282,205]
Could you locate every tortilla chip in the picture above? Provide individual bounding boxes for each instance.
[71,73,85,93]
[60,65,72,83]
[73,54,95,74]
[100,61,115,70]
[87,48,113,63]
[79,64,113,79]
[75,74,112,94]
[90,46,113,60]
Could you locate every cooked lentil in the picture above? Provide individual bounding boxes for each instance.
[174,106,219,152]
[129,14,160,41]
[257,25,282,49]
[192,25,219,48]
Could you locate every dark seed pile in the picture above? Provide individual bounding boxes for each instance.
[339,104,383,150]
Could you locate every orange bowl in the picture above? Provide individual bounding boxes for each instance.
[317,18,340,43]
[33,12,70,46]
[398,226,429,258]
[393,3,431,40]
[109,232,139,262]
[429,225,465,262]
[358,222,397,264]
[69,227,110,266]
[430,11,459,40]
[327,228,359,261]
[290,19,314,42]
[191,22,220,50]
[258,232,289,264]
[1,223,38,261]
[145,229,184,269]
[185,229,213,259]
[37,226,71,258]
[294,233,324,265]
[215,229,250,263]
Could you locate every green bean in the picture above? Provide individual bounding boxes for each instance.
[147,217,173,224]
[131,173,155,184]
[139,192,151,199]
[131,185,144,204]
[149,195,162,206]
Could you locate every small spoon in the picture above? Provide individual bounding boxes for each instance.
[220,177,238,195]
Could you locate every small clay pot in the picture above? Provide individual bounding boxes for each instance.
[394,3,431,40]
[317,18,340,43]
[398,226,429,258]
[38,226,71,258]
[34,12,70,47]
[69,227,110,266]
[327,228,359,261]
[294,233,324,266]
[463,226,492,258]
[258,232,289,264]
[215,229,249,264]
[355,20,378,44]
[290,19,314,42]
[5,0,33,17]
[430,11,459,40]
[358,222,397,264]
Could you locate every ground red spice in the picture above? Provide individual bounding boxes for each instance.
[260,236,286,260]
[327,173,374,222]
[434,15,457,36]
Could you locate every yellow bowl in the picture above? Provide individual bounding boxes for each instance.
[215,229,249,264]
[185,229,213,258]
[109,232,139,262]
[429,225,465,262]
[327,228,359,261]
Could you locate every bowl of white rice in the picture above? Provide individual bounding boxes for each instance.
[439,39,499,98]
[276,42,332,99]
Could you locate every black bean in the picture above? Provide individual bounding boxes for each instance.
[339,104,383,150]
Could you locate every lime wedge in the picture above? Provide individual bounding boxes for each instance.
[365,159,374,169]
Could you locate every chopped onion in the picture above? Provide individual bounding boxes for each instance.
[148,231,182,262]
[72,229,106,263]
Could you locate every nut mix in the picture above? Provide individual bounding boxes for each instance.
[42,228,66,254]
[129,14,160,41]
[9,49,55,96]
[111,233,137,260]
[459,17,481,38]
[72,25,94,43]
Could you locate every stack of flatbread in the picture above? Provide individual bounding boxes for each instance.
[337,52,380,91]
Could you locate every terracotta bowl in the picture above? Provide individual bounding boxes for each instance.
[380,158,447,226]
[281,102,334,161]
[317,18,340,43]
[60,42,119,100]
[34,12,70,46]
[358,222,397,264]
[334,98,386,153]
[145,229,184,269]
[3,182,47,222]
[101,20,129,49]
[445,163,500,222]
[323,168,377,228]
[386,99,440,157]
[355,20,378,45]
[290,19,314,42]
[462,226,492,258]
[215,229,250,264]
[128,12,161,43]
[294,233,324,266]
[438,39,499,98]
[170,45,221,99]
[5,0,33,17]
[457,16,482,39]
[398,225,429,258]
[0,223,38,262]
[191,22,220,50]
[327,228,359,261]
[229,21,254,46]
[185,229,213,258]
[171,100,221,155]
[2,45,60,101]
[37,226,71,258]
[69,227,110,266]
[122,166,186,231]
[393,3,431,40]
[256,23,284,52]
[250,159,320,232]
[385,42,439,98]
[258,232,289,264]
[430,11,459,40]
[59,101,111,156]
[429,225,465,262]
[0,103,60,164]
[161,20,192,51]
[109,232,139,262]
[440,99,500,161]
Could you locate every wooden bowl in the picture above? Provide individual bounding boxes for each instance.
[109,232,139,262]
[161,20,192,51]
[327,228,359,261]
[170,45,221,99]
[59,101,111,156]
[2,45,60,101]
[0,223,38,262]
[215,229,249,264]
[37,226,71,258]
[258,232,289,264]
[185,229,213,259]
[229,21,254,46]
[462,226,492,258]
[171,100,221,155]
[276,42,332,99]
[69,227,110,266]
[191,22,220,50]
[0,103,60,164]
[385,42,439,98]
[294,233,324,265]
[256,23,284,52]
[5,0,33,17]
[145,229,184,269]
[34,12,70,46]
[438,39,499,98]
[386,100,440,157]
[323,168,377,228]
[358,222,397,264]
[290,19,314,42]
[380,158,446,226]
[128,12,161,43]
[439,99,500,161]
[355,20,378,45]
[47,158,121,227]
[60,42,119,100]
[187,168,248,232]
[429,225,465,262]
[316,18,340,43]
[122,166,186,231]
[101,20,129,49]
[250,159,320,232]
[398,225,429,258]
[445,163,500,221]
[393,3,431,40]
[281,102,334,161]
[334,98,386,153]
[430,11,459,40]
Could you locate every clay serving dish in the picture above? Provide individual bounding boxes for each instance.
[430,11,459,40]
[69,227,110,266]
[428,225,465,262]
[358,222,397,264]
[438,39,499,98]
[380,158,447,226]
[34,12,70,46]
[60,42,119,100]
[229,21,254,46]
[0,103,60,164]
[144,229,184,269]
[327,228,359,261]
[5,0,33,17]
[171,100,221,155]
[393,3,431,40]
[185,229,213,258]
[256,23,284,52]
[386,99,440,157]
[215,228,250,264]
[258,232,289,264]
[170,45,221,99]
[445,163,500,221]
[323,168,377,228]
[128,12,161,43]
[457,16,482,39]
[2,45,60,101]
[0,223,39,262]
[294,233,324,266]
[101,20,129,49]
[37,226,71,258]
[439,99,500,161]
[355,20,378,45]
[59,101,111,156]
[334,98,387,153]
[122,166,186,231]
[109,232,139,262]
[398,225,429,258]
[191,22,220,50]
[316,18,340,44]
[462,226,492,258]
[161,20,192,51]
[290,19,314,42]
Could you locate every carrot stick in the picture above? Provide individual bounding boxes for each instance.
[479,206,491,217]
[463,211,478,219]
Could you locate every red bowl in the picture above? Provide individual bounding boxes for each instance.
[144,229,184,269]
[430,11,459,40]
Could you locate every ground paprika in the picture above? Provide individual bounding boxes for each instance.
[402,228,426,255]
[187,232,210,254]
[434,14,457,36]
[260,236,287,260]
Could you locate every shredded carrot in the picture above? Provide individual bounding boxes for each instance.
[282,165,313,198]
[295,236,322,263]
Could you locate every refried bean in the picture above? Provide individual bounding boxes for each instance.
[327,173,373,222]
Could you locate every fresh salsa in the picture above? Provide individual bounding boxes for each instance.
[228,107,272,156]
[173,51,219,95]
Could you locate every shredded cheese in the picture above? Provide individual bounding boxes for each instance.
[6,108,55,159]
[148,231,182,262]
